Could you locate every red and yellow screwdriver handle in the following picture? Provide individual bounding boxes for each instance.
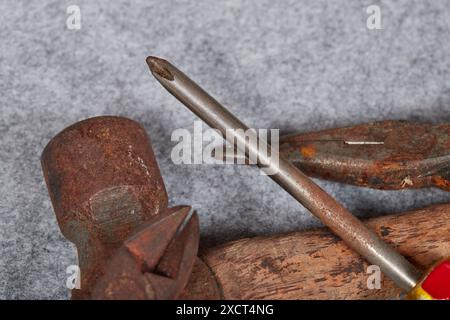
[407,258,450,300]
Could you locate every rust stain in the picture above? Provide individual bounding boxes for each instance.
[300,145,316,158]
[432,176,450,191]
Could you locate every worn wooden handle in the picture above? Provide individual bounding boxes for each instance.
[182,203,449,299]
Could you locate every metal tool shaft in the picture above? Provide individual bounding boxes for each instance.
[146,56,421,291]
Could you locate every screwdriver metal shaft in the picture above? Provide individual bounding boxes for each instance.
[146,56,421,291]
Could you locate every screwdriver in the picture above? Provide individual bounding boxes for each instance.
[146,56,429,295]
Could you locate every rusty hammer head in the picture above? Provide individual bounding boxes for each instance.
[41,116,198,299]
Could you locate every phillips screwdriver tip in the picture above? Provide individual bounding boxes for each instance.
[146,56,174,81]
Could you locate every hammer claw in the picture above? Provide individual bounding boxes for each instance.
[124,206,191,272]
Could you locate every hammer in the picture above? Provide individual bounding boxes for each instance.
[41,116,199,299]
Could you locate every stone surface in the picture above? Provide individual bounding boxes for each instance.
[1,0,450,299]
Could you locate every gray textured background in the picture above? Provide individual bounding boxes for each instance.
[1,0,450,299]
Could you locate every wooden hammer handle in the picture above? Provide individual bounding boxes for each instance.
[182,203,449,299]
